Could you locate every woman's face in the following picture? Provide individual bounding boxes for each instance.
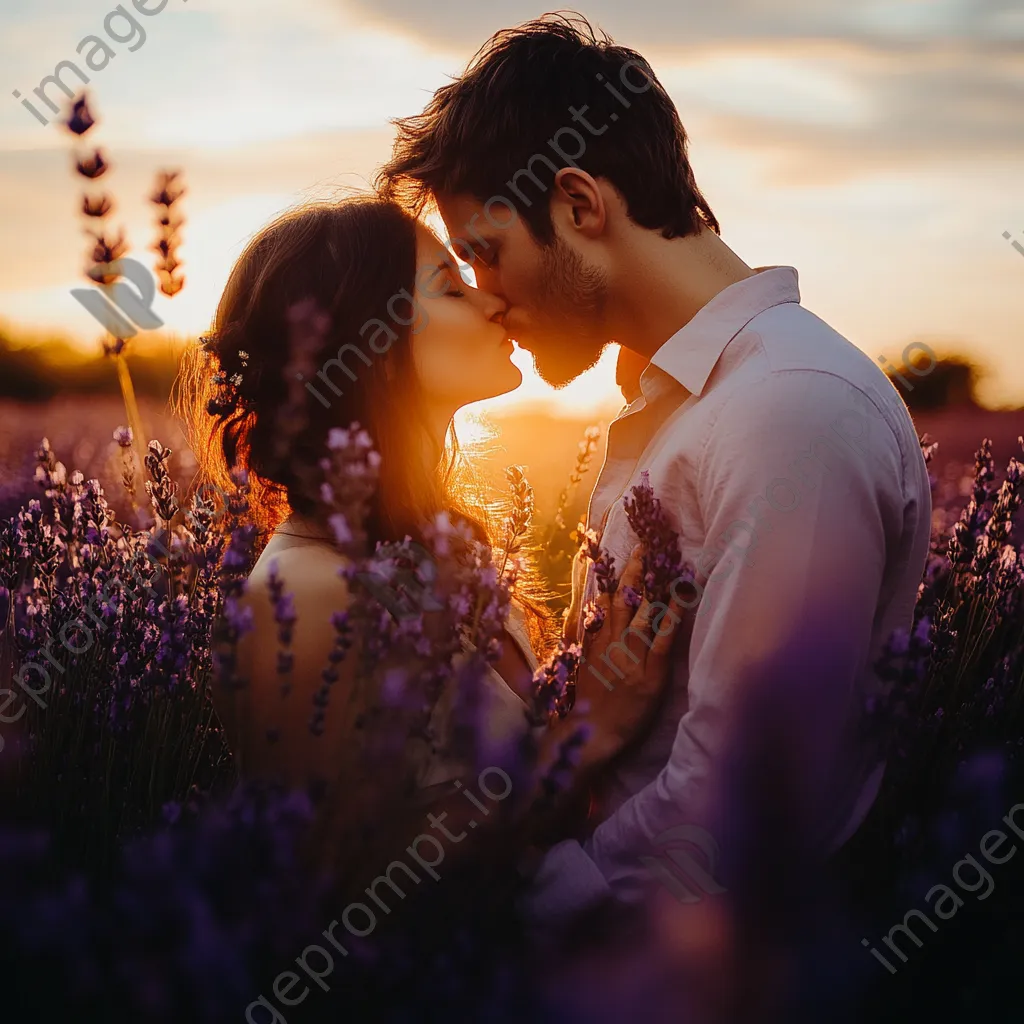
[408,225,521,412]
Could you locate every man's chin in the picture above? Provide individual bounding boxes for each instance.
[531,344,605,390]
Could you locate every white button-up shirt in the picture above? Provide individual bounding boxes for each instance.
[526,266,932,919]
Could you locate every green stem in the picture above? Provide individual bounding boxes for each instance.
[114,349,147,476]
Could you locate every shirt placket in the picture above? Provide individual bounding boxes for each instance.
[578,385,679,637]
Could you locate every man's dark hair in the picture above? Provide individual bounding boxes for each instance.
[377,12,720,244]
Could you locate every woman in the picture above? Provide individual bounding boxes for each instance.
[180,196,674,843]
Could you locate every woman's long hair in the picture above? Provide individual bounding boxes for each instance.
[175,196,557,654]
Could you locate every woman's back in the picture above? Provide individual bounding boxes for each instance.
[222,532,355,789]
[222,529,539,797]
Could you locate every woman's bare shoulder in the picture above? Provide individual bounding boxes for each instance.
[246,536,352,610]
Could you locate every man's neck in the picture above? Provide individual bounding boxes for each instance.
[609,224,757,361]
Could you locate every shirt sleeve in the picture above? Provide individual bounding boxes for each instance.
[522,370,909,921]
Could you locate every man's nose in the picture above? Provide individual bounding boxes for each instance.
[483,291,508,326]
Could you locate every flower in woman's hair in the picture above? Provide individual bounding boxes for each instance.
[65,94,96,136]
[113,425,133,448]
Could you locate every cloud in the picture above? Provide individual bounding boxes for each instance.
[0,127,393,293]
[674,43,1024,182]
[336,0,1024,51]
[331,0,1024,179]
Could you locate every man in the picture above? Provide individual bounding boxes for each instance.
[378,14,932,919]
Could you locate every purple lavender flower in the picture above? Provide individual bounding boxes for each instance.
[621,584,643,613]
[309,610,354,737]
[581,599,607,634]
[531,641,582,722]
[578,526,618,595]
[623,470,686,606]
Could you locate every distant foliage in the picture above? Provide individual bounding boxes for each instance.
[0,326,183,403]
[887,356,982,412]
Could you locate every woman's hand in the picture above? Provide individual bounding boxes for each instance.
[543,547,686,780]
[575,546,686,766]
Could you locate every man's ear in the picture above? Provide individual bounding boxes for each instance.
[551,168,607,238]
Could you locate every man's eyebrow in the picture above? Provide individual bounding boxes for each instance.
[445,235,482,258]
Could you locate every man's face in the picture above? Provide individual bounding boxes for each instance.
[437,193,610,389]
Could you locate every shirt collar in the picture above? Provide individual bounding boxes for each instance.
[644,266,800,398]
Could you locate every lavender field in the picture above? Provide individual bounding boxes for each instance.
[0,372,1022,1022]
[1,6,1022,1018]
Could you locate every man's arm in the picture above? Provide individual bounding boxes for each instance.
[524,370,908,918]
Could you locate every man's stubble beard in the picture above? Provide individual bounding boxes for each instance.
[529,238,610,390]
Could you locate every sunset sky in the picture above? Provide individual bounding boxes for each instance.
[1,0,1022,416]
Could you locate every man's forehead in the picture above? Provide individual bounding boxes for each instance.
[436,193,484,231]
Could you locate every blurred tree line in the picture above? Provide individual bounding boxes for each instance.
[0,324,182,402]
[888,355,983,412]
[0,322,991,411]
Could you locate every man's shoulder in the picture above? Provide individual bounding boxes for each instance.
[749,303,880,385]
[708,304,913,430]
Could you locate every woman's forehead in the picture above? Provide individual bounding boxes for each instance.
[414,224,446,257]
